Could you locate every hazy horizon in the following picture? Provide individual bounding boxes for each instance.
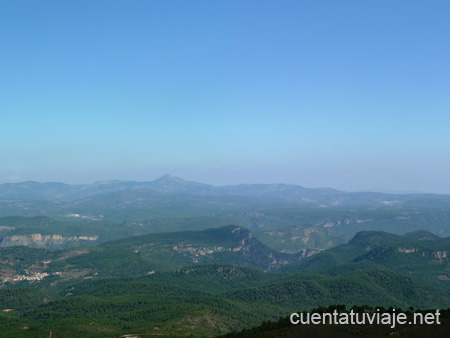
[2,1,449,194]
[0,173,443,195]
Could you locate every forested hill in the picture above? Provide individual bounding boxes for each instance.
[220,306,450,338]
[281,230,450,294]
[0,225,307,285]
[1,227,450,337]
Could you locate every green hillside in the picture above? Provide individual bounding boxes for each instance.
[282,230,450,293]
[0,226,450,337]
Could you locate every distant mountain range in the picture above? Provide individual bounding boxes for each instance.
[1,174,449,208]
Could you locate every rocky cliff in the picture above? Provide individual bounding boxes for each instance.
[0,233,99,249]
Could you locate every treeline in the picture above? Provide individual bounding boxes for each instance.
[0,288,56,312]
[221,305,450,338]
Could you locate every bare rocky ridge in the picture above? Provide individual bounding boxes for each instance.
[0,234,98,249]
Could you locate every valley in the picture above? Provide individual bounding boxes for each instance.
[0,176,449,337]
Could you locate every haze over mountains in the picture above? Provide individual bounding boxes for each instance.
[2,174,450,208]
[1,175,449,337]
[0,175,449,336]
[1,175,450,254]
[3,0,449,336]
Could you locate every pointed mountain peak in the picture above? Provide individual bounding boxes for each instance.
[148,175,212,194]
[153,174,185,183]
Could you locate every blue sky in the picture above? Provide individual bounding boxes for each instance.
[1,1,449,193]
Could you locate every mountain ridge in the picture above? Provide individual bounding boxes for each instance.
[2,174,449,208]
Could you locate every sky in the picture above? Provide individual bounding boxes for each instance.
[1,1,449,193]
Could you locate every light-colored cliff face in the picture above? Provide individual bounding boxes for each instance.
[0,234,99,249]
[433,251,450,259]
[396,248,450,261]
